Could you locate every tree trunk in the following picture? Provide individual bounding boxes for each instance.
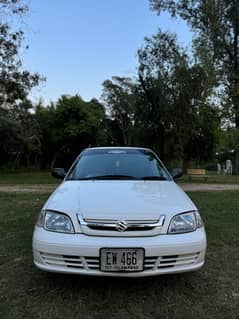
[233,148,239,174]
[50,152,58,171]
[233,80,239,174]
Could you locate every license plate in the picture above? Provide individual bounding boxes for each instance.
[100,248,144,272]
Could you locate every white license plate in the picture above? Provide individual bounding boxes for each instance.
[100,248,144,272]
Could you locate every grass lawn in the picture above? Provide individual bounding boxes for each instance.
[0,190,239,319]
[0,171,58,185]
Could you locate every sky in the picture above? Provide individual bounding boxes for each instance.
[23,0,192,104]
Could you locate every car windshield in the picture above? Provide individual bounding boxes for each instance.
[66,149,171,181]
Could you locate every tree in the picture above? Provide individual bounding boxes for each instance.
[13,99,41,167]
[0,99,41,167]
[36,95,107,169]
[136,31,184,160]
[102,77,136,145]
[0,0,41,107]
[0,1,42,167]
[0,108,22,166]
[149,0,239,172]
[136,30,219,165]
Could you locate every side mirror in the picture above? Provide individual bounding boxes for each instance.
[52,168,66,179]
[171,168,183,179]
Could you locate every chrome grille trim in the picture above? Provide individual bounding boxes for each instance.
[77,214,165,232]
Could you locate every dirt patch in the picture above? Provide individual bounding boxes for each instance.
[0,183,239,193]
[180,183,239,192]
[0,184,57,193]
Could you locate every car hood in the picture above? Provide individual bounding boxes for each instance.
[44,180,196,220]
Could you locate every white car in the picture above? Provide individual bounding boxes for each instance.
[33,147,206,277]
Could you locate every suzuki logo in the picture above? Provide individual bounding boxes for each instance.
[115,220,128,232]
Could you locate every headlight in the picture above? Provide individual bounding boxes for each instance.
[168,211,203,234]
[45,211,74,233]
[36,210,75,233]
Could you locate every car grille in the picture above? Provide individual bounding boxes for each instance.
[40,252,199,271]
[77,215,165,237]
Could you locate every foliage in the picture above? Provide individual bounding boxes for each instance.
[149,0,239,172]
[36,95,107,169]
[0,99,41,167]
[101,31,220,167]
[102,77,136,145]
[0,0,43,167]
[135,30,220,165]
[0,0,41,107]
[0,108,22,163]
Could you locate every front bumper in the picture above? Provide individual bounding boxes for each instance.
[32,227,206,277]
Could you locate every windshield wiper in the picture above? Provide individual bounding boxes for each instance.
[77,175,137,180]
[140,176,168,180]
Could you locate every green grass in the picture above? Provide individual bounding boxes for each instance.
[0,190,239,319]
[0,171,58,185]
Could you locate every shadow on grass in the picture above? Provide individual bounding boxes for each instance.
[35,269,199,292]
